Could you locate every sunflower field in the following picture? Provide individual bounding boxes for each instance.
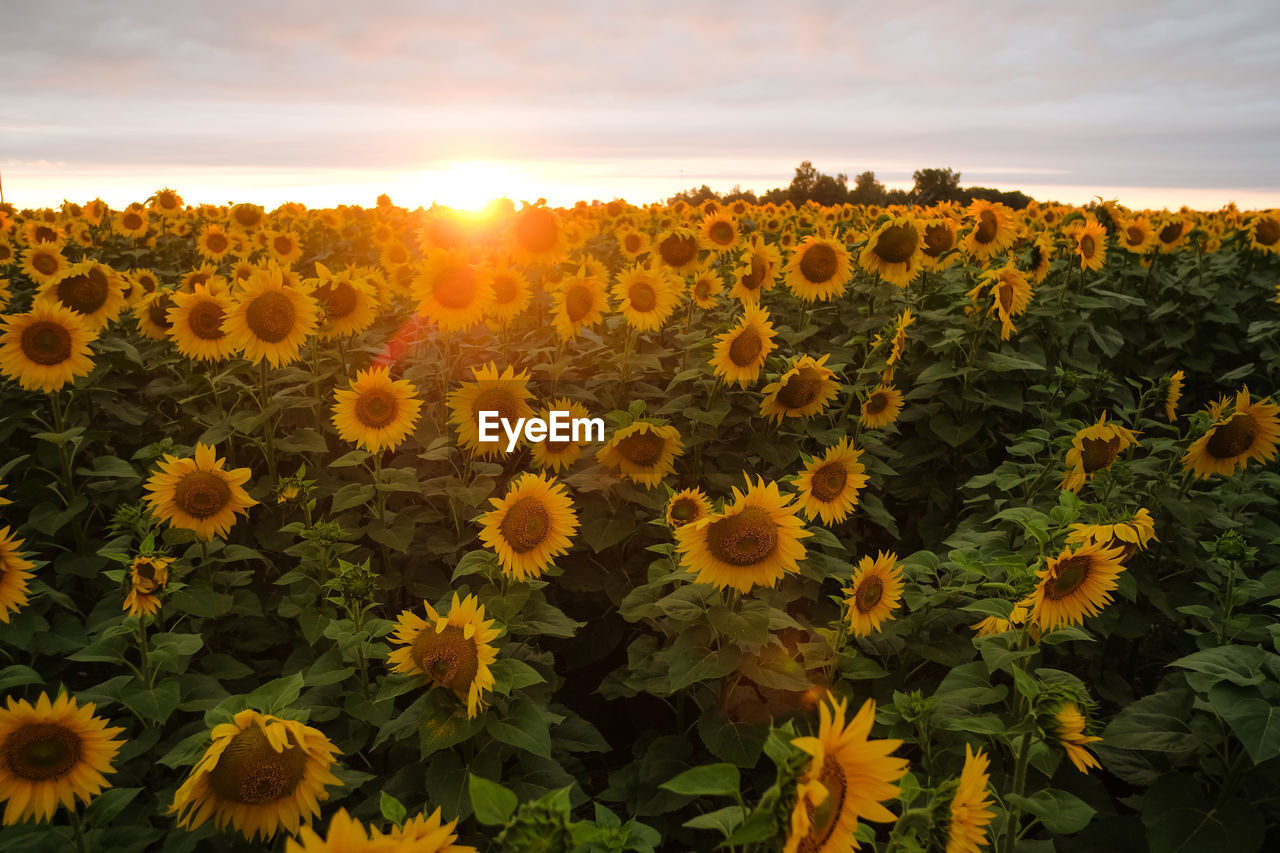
[0,191,1279,853]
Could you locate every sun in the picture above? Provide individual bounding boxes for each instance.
[411,160,545,212]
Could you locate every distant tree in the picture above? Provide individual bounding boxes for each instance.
[912,168,963,205]
[849,171,887,206]
[667,184,720,206]
[787,160,849,206]
[962,186,1032,210]
[885,188,911,205]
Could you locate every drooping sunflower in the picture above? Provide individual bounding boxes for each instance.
[21,244,70,286]
[447,363,533,459]
[881,308,915,372]
[331,367,423,453]
[284,806,477,853]
[981,261,1033,340]
[0,301,98,393]
[1066,507,1157,558]
[615,227,651,262]
[196,223,235,262]
[946,745,995,853]
[528,398,593,472]
[414,249,493,333]
[484,262,533,326]
[478,472,579,581]
[700,212,742,254]
[860,385,904,430]
[1059,413,1140,493]
[731,235,782,304]
[309,264,377,339]
[1182,386,1280,478]
[123,554,172,618]
[859,217,924,288]
[794,438,868,525]
[652,226,704,275]
[504,204,567,265]
[1074,218,1107,271]
[1026,234,1054,284]
[676,477,810,593]
[759,354,840,425]
[170,709,341,841]
[1245,211,1280,255]
[689,269,724,308]
[223,268,319,366]
[844,552,904,637]
[1028,541,1126,631]
[960,201,1018,263]
[1046,702,1102,773]
[135,290,177,340]
[596,421,684,488]
[665,487,711,529]
[1164,369,1185,421]
[0,526,35,624]
[613,263,681,332]
[144,443,257,540]
[383,807,477,850]
[970,600,1033,638]
[0,692,125,825]
[388,593,501,719]
[711,305,777,387]
[168,283,235,362]
[551,266,609,341]
[786,235,853,302]
[784,696,907,853]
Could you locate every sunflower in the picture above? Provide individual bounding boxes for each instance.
[170,709,341,841]
[1047,703,1102,773]
[1027,234,1054,284]
[1074,218,1107,271]
[859,217,924,288]
[676,477,809,593]
[595,421,684,488]
[150,187,184,217]
[1245,211,1280,254]
[1028,541,1126,631]
[144,443,257,540]
[844,552,904,637]
[1117,216,1156,254]
[0,238,14,268]
[731,235,782,304]
[168,283,235,362]
[615,227,651,262]
[613,263,680,332]
[665,487,711,529]
[131,268,161,299]
[264,229,303,265]
[0,302,97,393]
[1164,369,1185,421]
[795,439,868,525]
[784,696,907,853]
[284,806,477,853]
[0,526,35,623]
[961,201,1017,263]
[331,367,423,453]
[711,305,777,387]
[1182,387,1280,478]
[981,261,1033,340]
[223,267,319,366]
[970,600,1032,638]
[920,218,960,271]
[136,290,177,340]
[946,745,995,853]
[529,398,592,472]
[784,236,852,302]
[478,472,579,581]
[690,269,724,308]
[123,554,172,618]
[309,264,377,339]
[0,692,125,825]
[20,244,70,286]
[384,808,477,850]
[447,363,533,459]
[701,212,742,254]
[485,262,533,326]
[759,354,840,425]
[114,207,149,238]
[388,593,501,718]
[1059,413,1139,493]
[505,204,567,265]
[884,308,914,371]
[1066,507,1157,558]
[196,223,235,262]
[1154,217,1190,253]
[414,249,493,333]
[652,226,703,275]
[860,385,904,430]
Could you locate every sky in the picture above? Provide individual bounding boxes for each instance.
[2,0,1278,211]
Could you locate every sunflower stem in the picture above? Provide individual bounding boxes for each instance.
[258,361,277,481]
[1001,731,1034,853]
[69,807,89,853]
[136,615,153,693]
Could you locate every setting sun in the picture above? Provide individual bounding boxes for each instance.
[403,160,546,210]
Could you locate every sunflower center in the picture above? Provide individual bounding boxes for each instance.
[1047,555,1092,599]
[923,223,954,256]
[628,280,657,312]
[3,723,83,781]
[1125,225,1145,247]
[741,255,767,291]
[855,576,884,612]
[32,251,59,276]
[1079,235,1096,258]
[694,280,711,299]
[20,321,73,366]
[974,210,999,244]
[122,212,143,231]
[866,392,888,414]
[34,225,59,243]
[355,389,399,429]
[998,282,1015,313]
[234,207,261,228]
[616,430,666,467]
[208,726,308,805]
[800,757,847,852]
[1030,245,1045,269]
[188,300,226,340]
[809,462,848,502]
[1256,217,1280,246]
[1158,223,1182,244]
[709,222,734,246]
[565,284,595,322]
[669,499,698,523]
[1079,436,1121,473]
[245,291,297,343]
[148,293,175,329]
[205,232,229,253]
[623,234,642,253]
[659,233,698,267]
[705,506,778,567]
[433,267,478,310]
[412,624,481,691]
[499,497,551,553]
[794,244,835,284]
[873,225,918,264]
[775,371,821,410]
[472,389,520,423]
[1206,413,1258,459]
[316,281,358,320]
[491,275,518,305]
[174,471,232,520]
[272,236,294,256]
[728,327,763,367]
[515,208,559,253]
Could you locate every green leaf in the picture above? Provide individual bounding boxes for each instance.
[660,763,740,798]
[486,699,553,758]
[468,774,519,825]
[331,482,375,513]
[1207,683,1280,764]
[246,672,305,712]
[1006,788,1095,834]
[683,806,745,836]
[380,791,407,826]
[1170,646,1274,692]
[962,599,1014,620]
[1101,688,1199,753]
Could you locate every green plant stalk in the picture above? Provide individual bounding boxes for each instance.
[1001,731,1034,853]
[258,360,277,481]
[136,616,153,692]
[1217,557,1239,645]
[70,807,89,853]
